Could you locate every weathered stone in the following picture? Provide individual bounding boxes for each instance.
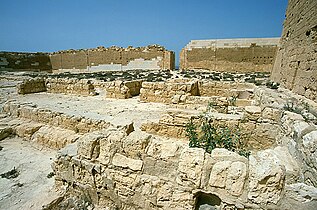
[31,125,81,149]
[15,122,42,139]
[209,161,232,188]
[112,153,143,171]
[244,106,262,121]
[177,147,205,187]
[226,162,247,196]
[285,183,317,203]
[248,150,286,204]
[122,130,151,159]
[261,107,282,122]
[77,132,103,160]
[98,129,126,165]
[146,137,184,160]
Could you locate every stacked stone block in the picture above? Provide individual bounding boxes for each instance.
[271,0,317,102]
[17,78,47,94]
[46,78,96,96]
[140,79,199,103]
[180,38,279,73]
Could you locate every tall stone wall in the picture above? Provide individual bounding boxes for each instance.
[0,52,52,72]
[50,45,175,71]
[180,38,280,73]
[271,0,317,102]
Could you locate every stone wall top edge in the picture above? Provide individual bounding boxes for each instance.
[185,37,281,49]
[49,44,172,55]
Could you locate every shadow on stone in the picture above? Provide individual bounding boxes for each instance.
[195,192,221,210]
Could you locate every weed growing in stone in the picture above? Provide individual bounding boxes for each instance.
[185,116,250,158]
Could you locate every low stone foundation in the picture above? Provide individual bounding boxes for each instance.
[140,79,199,103]
[17,78,46,94]
[46,78,96,96]
[3,100,111,134]
[102,80,143,99]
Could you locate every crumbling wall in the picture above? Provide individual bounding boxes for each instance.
[17,78,47,94]
[180,38,279,73]
[103,80,143,99]
[271,0,317,102]
[46,78,96,96]
[3,100,111,134]
[50,45,175,71]
[0,52,52,71]
[199,81,255,98]
[141,105,282,151]
[51,126,292,209]
[140,79,199,103]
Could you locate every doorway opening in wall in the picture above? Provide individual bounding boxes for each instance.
[194,192,221,210]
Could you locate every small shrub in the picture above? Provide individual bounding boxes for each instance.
[266,81,280,89]
[284,100,302,114]
[47,172,55,178]
[185,116,250,158]
[1,167,19,179]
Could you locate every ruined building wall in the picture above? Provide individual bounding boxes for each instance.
[180,38,280,73]
[271,0,317,102]
[50,45,175,71]
[0,52,52,71]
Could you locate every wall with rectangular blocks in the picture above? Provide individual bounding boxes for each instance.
[271,0,317,102]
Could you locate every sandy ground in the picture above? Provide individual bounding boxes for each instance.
[0,136,58,210]
[14,92,168,129]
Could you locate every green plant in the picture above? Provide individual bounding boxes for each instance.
[185,119,199,148]
[47,172,55,178]
[1,167,19,179]
[206,101,216,112]
[284,100,302,114]
[266,81,280,89]
[185,116,250,158]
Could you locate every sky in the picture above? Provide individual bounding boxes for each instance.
[0,0,288,66]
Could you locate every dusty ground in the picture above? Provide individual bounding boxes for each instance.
[14,92,168,130]
[0,136,58,210]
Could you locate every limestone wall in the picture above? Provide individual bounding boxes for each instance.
[141,106,282,151]
[102,80,143,99]
[140,79,199,103]
[271,0,317,102]
[180,38,280,73]
[46,78,96,96]
[140,79,254,104]
[3,100,111,134]
[50,126,299,209]
[50,45,175,71]
[199,81,255,98]
[17,78,47,94]
[0,52,52,72]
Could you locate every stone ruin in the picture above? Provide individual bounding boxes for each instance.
[0,0,317,209]
[180,38,280,73]
[0,44,175,73]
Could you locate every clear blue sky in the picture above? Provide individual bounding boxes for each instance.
[0,0,288,65]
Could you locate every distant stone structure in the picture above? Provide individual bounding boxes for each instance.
[0,45,175,72]
[49,45,175,71]
[180,38,280,73]
[0,52,52,72]
[271,0,317,102]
